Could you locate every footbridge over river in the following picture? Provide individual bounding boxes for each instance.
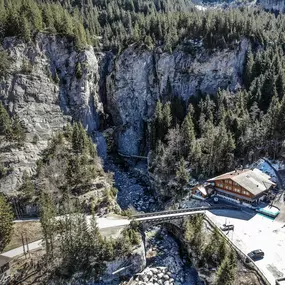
[131,205,239,224]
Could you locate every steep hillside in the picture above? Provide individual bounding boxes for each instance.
[0,34,104,195]
[107,40,248,155]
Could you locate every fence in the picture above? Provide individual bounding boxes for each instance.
[276,277,285,285]
[204,214,271,285]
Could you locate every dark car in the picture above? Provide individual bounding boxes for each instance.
[247,249,264,260]
[220,224,234,231]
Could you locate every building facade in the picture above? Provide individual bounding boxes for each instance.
[207,168,276,204]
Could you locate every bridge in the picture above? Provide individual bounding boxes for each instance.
[118,152,148,160]
[132,205,239,223]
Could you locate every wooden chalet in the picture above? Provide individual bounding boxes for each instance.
[207,168,276,204]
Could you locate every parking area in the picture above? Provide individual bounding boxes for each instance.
[206,209,285,285]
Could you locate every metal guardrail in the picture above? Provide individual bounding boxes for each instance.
[132,205,239,219]
[276,277,285,285]
[204,214,271,285]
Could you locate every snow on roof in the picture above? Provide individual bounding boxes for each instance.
[195,185,208,196]
[208,168,276,196]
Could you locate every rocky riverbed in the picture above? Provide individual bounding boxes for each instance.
[105,159,158,212]
[125,226,201,285]
[105,159,202,285]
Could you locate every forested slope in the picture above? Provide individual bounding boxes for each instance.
[1,0,285,200]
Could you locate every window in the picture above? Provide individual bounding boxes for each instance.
[234,188,240,193]
[228,186,232,190]
[218,183,223,188]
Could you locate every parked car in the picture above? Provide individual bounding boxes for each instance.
[220,224,234,231]
[247,249,264,260]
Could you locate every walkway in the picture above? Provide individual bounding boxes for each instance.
[2,240,42,258]
[135,210,205,222]
[4,215,130,259]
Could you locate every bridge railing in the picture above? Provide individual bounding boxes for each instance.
[132,205,239,219]
[118,152,148,160]
[276,277,285,285]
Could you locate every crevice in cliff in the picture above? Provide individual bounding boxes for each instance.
[98,52,115,130]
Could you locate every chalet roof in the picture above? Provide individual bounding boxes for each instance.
[194,185,208,196]
[0,255,11,267]
[207,168,276,196]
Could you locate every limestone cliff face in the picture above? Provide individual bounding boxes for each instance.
[0,35,249,194]
[107,39,248,155]
[0,34,103,194]
[258,0,285,12]
[106,47,158,156]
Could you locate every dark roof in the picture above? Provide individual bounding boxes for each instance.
[0,255,11,267]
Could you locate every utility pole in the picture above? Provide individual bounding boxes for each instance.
[21,233,26,258]
[26,236,31,258]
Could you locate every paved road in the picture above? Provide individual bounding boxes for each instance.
[3,216,130,258]
[1,240,43,258]
[207,209,285,285]
[8,208,284,285]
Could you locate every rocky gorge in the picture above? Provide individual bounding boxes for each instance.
[0,34,249,196]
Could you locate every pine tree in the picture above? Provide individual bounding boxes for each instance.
[21,16,31,42]
[215,256,236,285]
[181,111,196,157]
[76,62,83,79]
[262,94,280,139]
[244,48,254,89]
[0,102,12,137]
[0,194,14,252]
[21,171,35,200]
[162,102,172,134]
[0,50,10,77]
[72,122,88,153]
[260,71,276,111]
[278,96,285,138]
[11,115,26,143]
[176,158,190,189]
[276,67,285,100]
[39,192,56,258]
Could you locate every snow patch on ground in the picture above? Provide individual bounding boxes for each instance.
[207,209,285,284]
[253,159,278,183]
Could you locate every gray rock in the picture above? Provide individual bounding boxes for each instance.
[164,274,170,280]
[157,273,164,279]
[147,270,153,278]
[1,34,106,195]
[106,40,248,155]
